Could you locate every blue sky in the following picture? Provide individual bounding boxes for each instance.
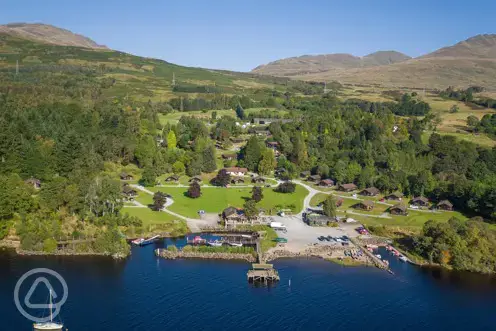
[1,0,495,71]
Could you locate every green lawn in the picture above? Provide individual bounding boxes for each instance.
[121,207,189,237]
[146,184,308,218]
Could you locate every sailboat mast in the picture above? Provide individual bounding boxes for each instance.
[49,288,53,322]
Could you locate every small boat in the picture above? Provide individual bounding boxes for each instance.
[140,235,159,246]
[375,254,382,259]
[241,234,252,238]
[131,238,144,245]
[230,242,243,247]
[399,256,408,262]
[33,289,64,330]
[274,237,288,243]
[208,240,223,247]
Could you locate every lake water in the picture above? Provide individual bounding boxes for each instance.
[1,238,495,331]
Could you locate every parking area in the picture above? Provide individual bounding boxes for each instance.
[265,215,360,250]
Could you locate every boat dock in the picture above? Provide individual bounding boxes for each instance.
[247,263,280,283]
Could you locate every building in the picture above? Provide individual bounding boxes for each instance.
[189,176,202,183]
[389,204,407,215]
[338,183,358,192]
[306,212,332,226]
[120,172,134,181]
[122,186,138,200]
[300,171,311,178]
[224,167,248,176]
[355,200,374,211]
[252,176,266,184]
[385,192,403,201]
[266,141,279,150]
[221,153,237,161]
[411,196,429,207]
[230,137,245,144]
[319,179,335,187]
[360,187,380,197]
[307,174,321,182]
[437,200,453,211]
[252,118,293,125]
[25,177,41,189]
[222,206,260,228]
[231,177,245,184]
[165,174,180,182]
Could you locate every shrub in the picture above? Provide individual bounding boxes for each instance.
[43,238,58,253]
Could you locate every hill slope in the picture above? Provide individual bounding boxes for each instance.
[0,23,108,49]
[253,34,496,89]
[252,51,411,76]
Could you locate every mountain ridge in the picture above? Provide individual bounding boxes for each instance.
[0,23,108,49]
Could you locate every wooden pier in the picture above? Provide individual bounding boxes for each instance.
[247,263,280,283]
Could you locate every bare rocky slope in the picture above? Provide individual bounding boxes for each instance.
[0,23,108,49]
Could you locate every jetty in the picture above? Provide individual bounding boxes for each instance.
[247,238,279,284]
[247,263,280,283]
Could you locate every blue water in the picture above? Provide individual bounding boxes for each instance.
[1,241,495,331]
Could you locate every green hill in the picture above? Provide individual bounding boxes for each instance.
[0,33,318,105]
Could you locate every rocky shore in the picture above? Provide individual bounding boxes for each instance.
[264,244,370,265]
[155,248,256,262]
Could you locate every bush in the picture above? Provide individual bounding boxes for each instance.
[167,245,178,252]
[43,238,58,253]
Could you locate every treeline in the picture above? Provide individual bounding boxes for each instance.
[413,218,496,273]
[345,92,431,116]
[439,86,496,110]
[467,113,496,136]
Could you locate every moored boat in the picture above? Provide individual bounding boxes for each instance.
[131,238,144,245]
[399,256,408,262]
[230,242,243,247]
[140,235,159,246]
[33,289,64,331]
[208,240,223,247]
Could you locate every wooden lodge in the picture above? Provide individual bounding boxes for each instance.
[300,171,311,178]
[355,200,374,211]
[411,196,429,207]
[319,179,334,187]
[307,174,321,182]
[25,177,41,189]
[266,141,280,149]
[389,204,407,215]
[385,192,403,201]
[338,183,358,192]
[360,187,380,197]
[165,174,180,182]
[122,186,138,200]
[437,200,453,211]
[120,172,134,181]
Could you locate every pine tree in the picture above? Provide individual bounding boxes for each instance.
[167,130,177,149]
[258,149,276,175]
[152,192,167,211]
[251,186,263,202]
[187,181,201,198]
[322,195,337,218]
[243,136,262,172]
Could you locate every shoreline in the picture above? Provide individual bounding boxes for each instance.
[155,248,256,262]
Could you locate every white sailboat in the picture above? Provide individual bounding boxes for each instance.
[33,289,64,331]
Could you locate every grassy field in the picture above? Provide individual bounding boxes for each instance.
[121,207,189,237]
[158,107,282,125]
[146,185,308,218]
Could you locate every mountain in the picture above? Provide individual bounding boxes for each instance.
[0,23,108,49]
[252,34,496,89]
[252,51,411,76]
